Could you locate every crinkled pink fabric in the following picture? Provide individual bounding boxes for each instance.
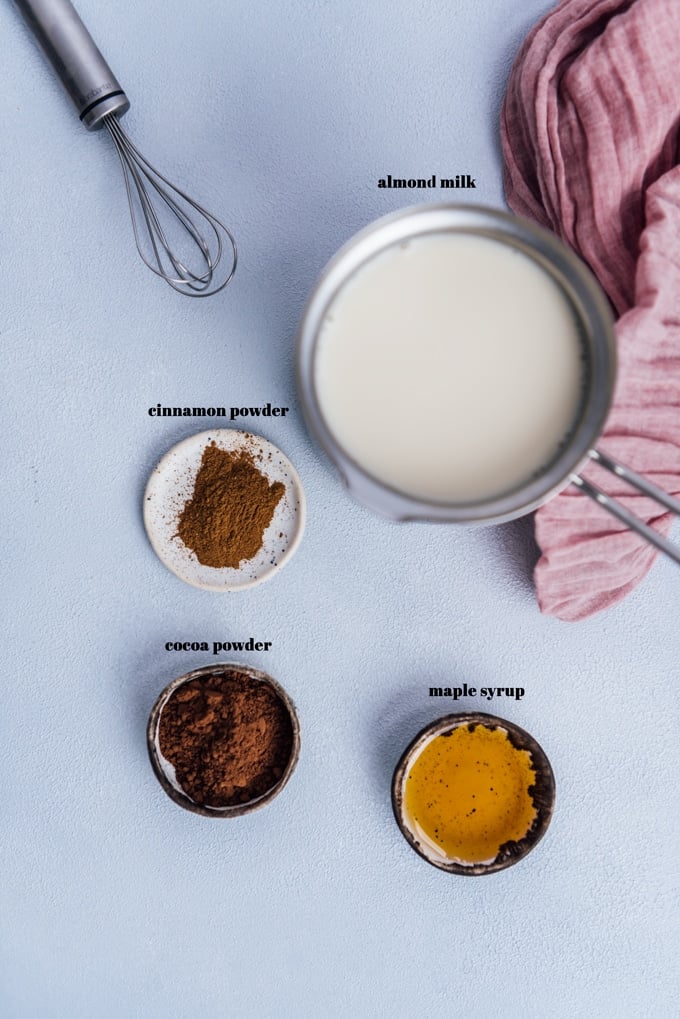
[501,0,680,621]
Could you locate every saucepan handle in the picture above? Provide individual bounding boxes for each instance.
[570,448,680,566]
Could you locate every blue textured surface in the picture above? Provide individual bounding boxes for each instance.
[2,1,679,1017]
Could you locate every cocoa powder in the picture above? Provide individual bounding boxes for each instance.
[158,670,294,808]
[177,441,285,569]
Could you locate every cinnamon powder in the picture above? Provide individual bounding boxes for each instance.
[158,670,295,808]
[177,441,285,568]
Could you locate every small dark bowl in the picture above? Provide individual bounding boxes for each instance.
[392,711,555,874]
[147,663,300,817]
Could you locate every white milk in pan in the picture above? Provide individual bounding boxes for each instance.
[313,232,585,503]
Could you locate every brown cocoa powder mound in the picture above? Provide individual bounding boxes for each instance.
[158,671,294,808]
[176,441,285,568]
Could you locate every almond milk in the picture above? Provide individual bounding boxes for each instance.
[313,232,585,503]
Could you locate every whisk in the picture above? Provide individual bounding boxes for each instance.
[14,0,237,297]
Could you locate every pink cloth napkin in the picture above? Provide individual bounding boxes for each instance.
[501,0,680,621]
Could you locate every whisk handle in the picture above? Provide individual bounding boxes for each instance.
[14,0,130,129]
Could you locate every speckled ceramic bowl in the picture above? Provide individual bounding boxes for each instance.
[147,663,300,817]
[392,711,555,874]
[143,430,306,592]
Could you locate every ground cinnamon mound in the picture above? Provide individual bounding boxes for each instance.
[158,670,294,808]
[177,441,285,568]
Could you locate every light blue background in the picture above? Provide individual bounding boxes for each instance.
[2,1,679,1017]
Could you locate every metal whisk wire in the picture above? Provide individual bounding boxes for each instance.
[105,115,237,297]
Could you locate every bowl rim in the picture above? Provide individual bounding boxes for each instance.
[147,662,301,817]
[391,710,555,874]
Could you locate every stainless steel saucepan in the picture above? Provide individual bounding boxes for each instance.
[297,205,680,565]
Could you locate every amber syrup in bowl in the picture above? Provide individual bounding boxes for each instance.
[392,712,555,874]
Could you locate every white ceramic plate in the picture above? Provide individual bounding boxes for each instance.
[143,429,305,591]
